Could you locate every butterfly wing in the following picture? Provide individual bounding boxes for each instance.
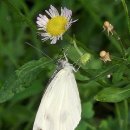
[59,69,81,130]
[33,68,81,130]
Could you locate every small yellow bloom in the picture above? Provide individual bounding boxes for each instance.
[36,5,76,44]
[46,16,67,36]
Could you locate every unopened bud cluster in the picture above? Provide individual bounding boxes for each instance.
[100,50,111,63]
[103,21,114,35]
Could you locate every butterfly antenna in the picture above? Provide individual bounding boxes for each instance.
[64,53,68,61]
[25,42,53,61]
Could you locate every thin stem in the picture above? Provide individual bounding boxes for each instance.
[113,31,126,58]
[65,35,94,54]
[115,103,122,130]
[85,122,96,130]
[72,39,83,56]
[25,42,53,61]
[111,55,126,61]
[111,56,128,65]
[124,100,128,130]
[121,0,130,35]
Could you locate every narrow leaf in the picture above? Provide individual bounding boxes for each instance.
[95,85,130,103]
[0,57,51,103]
[112,65,127,83]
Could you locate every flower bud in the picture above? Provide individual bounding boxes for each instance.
[100,50,111,62]
[80,53,91,65]
[103,21,114,35]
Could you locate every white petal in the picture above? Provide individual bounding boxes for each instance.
[41,37,50,42]
[60,35,63,40]
[61,7,65,16]
[50,5,59,16]
[41,33,51,37]
[51,37,57,44]
[36,15,49,27]
[45,10,53,17]
[38,27,46,31]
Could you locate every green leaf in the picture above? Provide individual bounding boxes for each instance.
[76,121,87,130]
[112,65,127,83]
[0,57,51,103]
[82,101,94,119]
[99,120,109,130]
[95,85,130,103]
[121,0,130,35]
[11,80,43,103]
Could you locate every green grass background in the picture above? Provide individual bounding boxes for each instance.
[0,0,130,130]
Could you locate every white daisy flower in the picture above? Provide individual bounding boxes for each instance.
[36,5,76,44]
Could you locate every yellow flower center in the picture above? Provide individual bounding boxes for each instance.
[46,16,68,36]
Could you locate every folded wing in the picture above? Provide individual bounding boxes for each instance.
[33,68,81,130]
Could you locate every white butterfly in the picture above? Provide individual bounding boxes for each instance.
[33,56,81,130]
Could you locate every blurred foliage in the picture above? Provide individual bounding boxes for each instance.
[0,0,130,130]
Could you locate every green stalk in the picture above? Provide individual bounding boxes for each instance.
[124,100,128,130]
[121,0,130,35]
[85,122,96,130]
[113,31,126,58]
[115,103,122,130]
[72,39,83,56]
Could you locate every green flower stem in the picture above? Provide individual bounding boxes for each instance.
[115,103,122,130]
[111,56,130,66]
[113,31,126,58]
[111,56,126,61]
[72,39,83,56]
[111,56,128,65]
[85,122,96,130]
[121,0,130,35]
[66,35,94,54]
[124,100,128,130]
